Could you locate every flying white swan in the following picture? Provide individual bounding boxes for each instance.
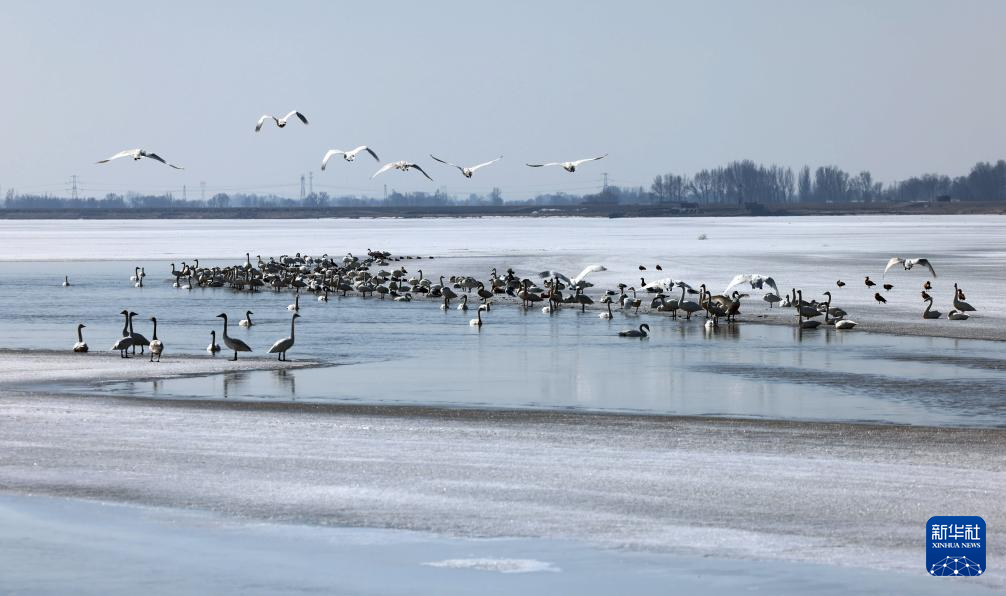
[255,110,308,132]
[725,274,779,295]
[97,149,183,169]
[372,161,433,181]
[642,278,693,293]
[430,155,503,178]
[537,264,607,287]
[321,146,380,170]
[884,257,936,277]
[527,154,607,173]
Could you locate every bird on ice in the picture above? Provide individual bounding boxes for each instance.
[371,161,434,181]
[321,146,380,170]
[430,155,503,178]
[884,257,936,278]
[255,110,308,132]
[526,154,607,173]
[97,149,183,169]
[725,273,779,295]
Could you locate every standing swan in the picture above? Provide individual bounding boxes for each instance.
[111,310,134,358]
[953,283,976,312]
[207,330,221,354]
[618,323,650,338]
[217,313,253,361]
[268,313,300,361]
[128,311,149,355]
[239,311,254,327]
[796,290,821,329]
[148,317,164,362]
[73,324,89,352]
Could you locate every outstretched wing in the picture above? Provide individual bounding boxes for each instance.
[410,163,434,181]
[358,146,380,162]
[469,155,503,172]
[883,257,904,277]
[571,154,607,167]
[96,149,139,164]
[284,110,308,125]
[571,264,607,285]
[255,115,272,132]
[143,152,183,169]
[725,273,778,294]
[430,154,464,171]
[526,162,561,168]
[371,162,397,179]
[538,270,572,285]
[321,149,345,170]
[915,258,937,278]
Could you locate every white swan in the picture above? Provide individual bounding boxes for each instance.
[834,319,857,329]
[948,310,970,320]
[207,330,221,354]
[321,146,380,169]
[884,257,936,277]
[288,293,300,312]
[72,323,88,353]
[62,275,70,287]
[148,317,164,362]
[217,313,252,361]
[255,110,308,132]
[527,154,607,173]
[537,264,607,287]
[599,301,613,319]
[430,155,503,178]
[371,160,434,181]
[470,306,485,327]
[268,313,299,361]
[97,148,183,169]
[725,273,779,295]
[239,310,254,327]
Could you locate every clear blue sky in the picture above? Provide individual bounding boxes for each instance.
[1,1,1004,200]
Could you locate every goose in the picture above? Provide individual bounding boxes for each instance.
[371,161,433,181]
[430,154,503,178]
[111,310,134,358]
[527,154,607,173]
[599,301,613,319]
[394,292,413,302]
[318,289,329,302]
[834,319,857,329]
[469,306,484,327]
[321,146,380,169]
[288,293,300,312]
[884,257,936,277]
[618,323,649,338]
[255,110,308,132]
[207,330,221,354]
[763,292,781,308]
[953,283,976,312]
[97,148,183,169]
[239,310,254,327]
[128,311,150,354]
[72,323,88,353]
[922,295,941,319]
[796,290,821,329]
[217,313,252,361]
[268,313,299,361]
[148,317,164,362]
[948,310,970,321]
[62,275,70,287]
[457,294,469,311]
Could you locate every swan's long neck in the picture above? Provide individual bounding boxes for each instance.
[290,316,297,340]
[77,325,84,343]
[222,315,229,337]
[679,285,686,303]
[122,314,129,336]
[925,297,933,313]
[151,319,158,341]
[128,314,135,334]
[607,301,612,316]
[797,291,804,324]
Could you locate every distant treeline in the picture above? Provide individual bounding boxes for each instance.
[4,159,1005,209]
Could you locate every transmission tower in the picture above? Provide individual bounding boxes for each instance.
[182,185,187,201]
[602,172,609,191]
[300,175,306,200]
[308,171,314,195]
[383,184,388,200]
[70,175,79,200]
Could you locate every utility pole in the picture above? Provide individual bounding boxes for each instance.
[383,184,387,200]
[300,175,306,200]
[200,181,206,202]
[308,171,313,196]
[602,172,609,191]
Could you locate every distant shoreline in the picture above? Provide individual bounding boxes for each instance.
[0,201,1003,219]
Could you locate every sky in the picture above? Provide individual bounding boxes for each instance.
[1,0,1004,201]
